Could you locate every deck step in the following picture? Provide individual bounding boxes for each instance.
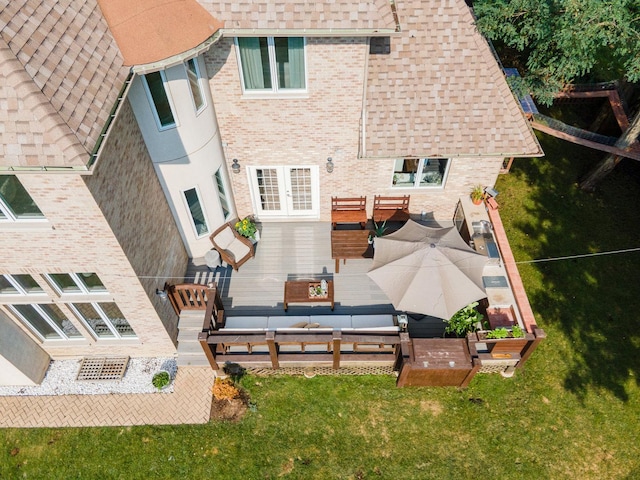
[177,339,206,355]
[177,354,210,367]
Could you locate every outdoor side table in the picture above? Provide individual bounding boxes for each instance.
[204,249,221,271]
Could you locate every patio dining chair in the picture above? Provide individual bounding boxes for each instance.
[209,220,255,271]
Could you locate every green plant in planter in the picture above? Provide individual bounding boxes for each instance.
[470,185,484,205]
[373,221,388,237]
[444,302,484,337]
[486,327,509,339]
[511,325,525,338]
[152,371,170,390]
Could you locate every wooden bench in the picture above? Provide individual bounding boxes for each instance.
[331,196,367,229]
[373,195,410,223]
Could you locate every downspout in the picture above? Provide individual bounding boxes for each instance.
[360,37,370,158]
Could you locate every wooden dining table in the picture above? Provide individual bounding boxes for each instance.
[331,229,373,273]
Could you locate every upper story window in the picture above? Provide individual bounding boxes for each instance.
[185,58,206,113]
[0,176,45,222]
[143,71,176,129]
[391,158,451,189]
[237,37,306,93]
[46,273,107,295]
[0,274,44,295]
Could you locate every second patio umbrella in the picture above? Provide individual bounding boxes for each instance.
[367,220,488,319]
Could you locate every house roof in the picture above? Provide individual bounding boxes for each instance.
[98,0,223,66]
[363,0,542,158]
[199,0,397,32]
[0,0,130,169]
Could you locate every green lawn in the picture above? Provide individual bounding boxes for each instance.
[2,134,640,479]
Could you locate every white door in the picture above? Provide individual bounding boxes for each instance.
[249,166,319,219]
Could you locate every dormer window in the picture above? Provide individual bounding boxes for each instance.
[236,37,306,93]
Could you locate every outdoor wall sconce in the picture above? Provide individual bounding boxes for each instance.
[326,157,334,173]
[155,288,167,300]
[231,158,241,174]
[397,314,408,331]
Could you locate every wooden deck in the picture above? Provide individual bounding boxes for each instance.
[185,222,446,337]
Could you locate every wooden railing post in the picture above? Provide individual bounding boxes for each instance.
[517,328,546,368]
[197,332,219,370]
[332,331,342,369]
[266,331,279,369]
[395,333,412,387]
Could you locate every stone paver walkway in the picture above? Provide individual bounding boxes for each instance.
[0,367,214,428]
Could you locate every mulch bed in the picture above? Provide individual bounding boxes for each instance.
[209,388,250,422]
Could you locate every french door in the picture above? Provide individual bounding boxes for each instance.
[248,166,319,219]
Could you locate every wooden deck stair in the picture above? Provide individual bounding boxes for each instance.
[176,310,209,367]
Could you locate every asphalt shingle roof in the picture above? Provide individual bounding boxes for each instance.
[364,0,541,158]
[0,0,130,168]
[200,0,397,31]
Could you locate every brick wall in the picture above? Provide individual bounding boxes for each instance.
[0,102,186,358]
[205,37,505,221]
[84,100,189,343]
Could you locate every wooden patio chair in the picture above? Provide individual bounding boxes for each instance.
[372,195,410,223]
[209,220,255,271]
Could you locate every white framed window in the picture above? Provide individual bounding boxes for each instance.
[9,304,83,341]
[185,58,206,113]
[182,186,210,237]
[214,169,231,220]
[391,158,451,189]
[236,37,306,93]
[46,273,108,295]
[142,70,177,129]
[69,302,136,339]
[0,176,45,222]
[0,274,44,295]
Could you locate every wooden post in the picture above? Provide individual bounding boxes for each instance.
[395,333,412,387]
[266,331,279,369]
[332,331,342,369]
[197,332,219,370]
[517,328,546,368]
[460,358,481,388]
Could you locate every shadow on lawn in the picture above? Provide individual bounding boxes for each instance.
[500,134,640,402]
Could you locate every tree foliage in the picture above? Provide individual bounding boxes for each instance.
[474,0,640,105]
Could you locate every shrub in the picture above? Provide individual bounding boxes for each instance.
[152,371,170,390]
[444,302,484,337]
[213,377,240,401]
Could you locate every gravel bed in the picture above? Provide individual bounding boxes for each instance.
[0,357,177,396]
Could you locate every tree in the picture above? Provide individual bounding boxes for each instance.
[474,0,640,105]
[578,112,640,191]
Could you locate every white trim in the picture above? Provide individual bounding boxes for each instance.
[248,165,320,219]
[185,57,207,115]
[141,70,178,131]
[0,274,44,296]
[44,273,108,296]
[180,185,210,238]
[235,37,308,96]
[390,158,452,190]
[8,304,85,342]
[68,302,137,340]
[213,168,232,221]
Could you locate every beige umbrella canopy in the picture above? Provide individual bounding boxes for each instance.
[367,220,488,319]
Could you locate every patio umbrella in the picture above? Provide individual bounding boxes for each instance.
[367,220,488,319]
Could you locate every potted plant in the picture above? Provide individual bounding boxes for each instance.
[470,185,484,205]
[370,221,388,248]
[235,216,259,242]
[443,301,485,337]
[152,370,171,391]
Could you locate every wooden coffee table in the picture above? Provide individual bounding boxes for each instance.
[284,280,334,311]
[331,230,373,273]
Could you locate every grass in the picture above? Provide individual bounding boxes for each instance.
[2,134,640,479]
